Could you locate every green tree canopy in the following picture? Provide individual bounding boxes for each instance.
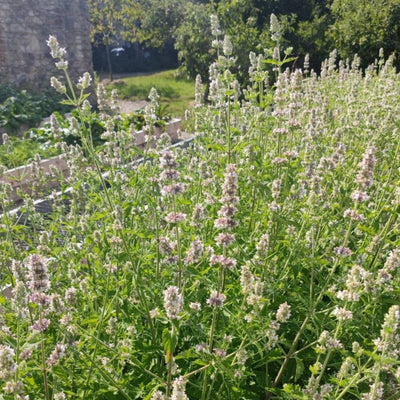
[329,0,400,65]
[120,0,186,48]
[89,0,123,80]
[89,0,400,81]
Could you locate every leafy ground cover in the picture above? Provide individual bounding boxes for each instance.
[0,134,60,171]
[0,36,400,400]
[0,103,171,170]
[107,70,195,117]
[0,85,69,134]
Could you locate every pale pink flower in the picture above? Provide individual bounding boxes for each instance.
[171,376,188,400]
[215,232,235,247]
[189,302,201,311]
[165,212,186,224]
[213,348,226,357]
[27,254,50,293]
[47,343,66,366]
[184,237,204,265]
[32,318,50,332]
[343,208,365,221]
[276,302,291,322]
[0,345,17,380]
[163,286,183,319]
[332,306,353,322]
[207,291,226,307]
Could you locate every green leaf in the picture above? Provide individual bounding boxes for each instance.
[162,328,178,362]
[295,357,304,382]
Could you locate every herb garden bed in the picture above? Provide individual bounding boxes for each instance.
[0,119,182,205]
[1,33,400,400]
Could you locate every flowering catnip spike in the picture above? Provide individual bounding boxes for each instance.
[276,302,291,323]
[50,76,66,94]
[27,254,50,293]
[332,306,353,322]
[150,390,166,400]
[223,35,233,57]
[210,14,222,37]
[270,14,281,42]
[362,382,384,400]
[0,345,17,380]
[171,376,189,400]
[77,72,92,90]
[47,35,66,59]
[47,343,66,367]
[164,286,183,319]
[355,146,376,190]
[165,212,187,224]
[206,291,226,308]
[194,74,203,108]
[215,164,239,229]
[374,305,400,359]
[184,237,204,265]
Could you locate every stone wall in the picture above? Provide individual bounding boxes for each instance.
[0,0,92,90]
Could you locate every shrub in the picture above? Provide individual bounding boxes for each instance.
[0,85,70,134]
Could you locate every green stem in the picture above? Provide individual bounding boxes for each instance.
[247,185,257,234]
[40,314,50,400]
[82,267,112,396]
[227,96,231,164]
[268,220,354,397]
[313,302,348,389]
[1,200,17,261]
[201,255,225,400]
[66,68,157,346]
[166,324,175,398]
[173,197,183,290]
[206,374,217,400]
[336,374,370,400]
[154,201,161,280]
[14,316,20,400]
[201,308,218,400]
[182,364,210,379]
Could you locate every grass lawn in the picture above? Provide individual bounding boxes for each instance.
[107,69,196,117]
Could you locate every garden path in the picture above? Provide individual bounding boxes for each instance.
[116,99,148,114]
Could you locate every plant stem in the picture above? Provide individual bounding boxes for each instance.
[201,307,218,400]
[172,196,183,290]
[82,267,111,397]
[226,95,232,164]
[166,324,175,398]
[268,220,354,397]
[40,315,50,400]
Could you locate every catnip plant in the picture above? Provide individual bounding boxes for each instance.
[0,14,400,399]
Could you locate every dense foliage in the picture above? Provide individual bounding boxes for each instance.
[1,35,400,400]
[329,0,400,64]
[0,105,170,169]
[89,0,400,80]
[0,85,68,134]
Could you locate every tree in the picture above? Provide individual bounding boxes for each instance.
[216,0,270,83]
[174,0,271,82]
[329,0,400,66]
[294,2,333,71]
[120,0,186,48]
[89,0,122,80]
[173,2,214,80]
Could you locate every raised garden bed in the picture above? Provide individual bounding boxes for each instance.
[0,119,182,205]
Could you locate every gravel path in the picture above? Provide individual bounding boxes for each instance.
[116,99,148,114]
